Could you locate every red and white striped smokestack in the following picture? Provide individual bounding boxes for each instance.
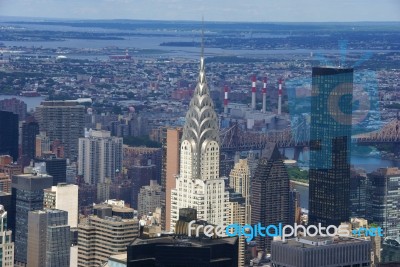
[262,77,267,113]
[251,75,256,110]
[278,78,283,115]
[224,85,229,115]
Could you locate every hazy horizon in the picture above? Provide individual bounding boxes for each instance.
[0,0,399,23]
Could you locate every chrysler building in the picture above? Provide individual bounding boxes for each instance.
[170,46,228,231]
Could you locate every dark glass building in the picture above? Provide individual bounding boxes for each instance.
[21,120,40,161]
[0,111,19,161]
[35,155,67,186]
[251,142,289,253]
[308,67,353,227]
[127,236,239,267]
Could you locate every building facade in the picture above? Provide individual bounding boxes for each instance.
[161,127,183,231]
[138,180,162,217]
[271,236,371,267]
[0,205,14,267]
[309,67,353,227]
[170,52,228,231]
[21,120,40,161]
[251,143,290,253]
[78,211,139,267]
[27,209,70,267]
[43,183,79,228]
[366,167,400,242]
[0,111,19,162]
[78,129,123,185]
[11,172,53,266]
[36,156,67,186]
[36,101,85,160]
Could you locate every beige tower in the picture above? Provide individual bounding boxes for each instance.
[164,127,182,231]
[229,159,251,224]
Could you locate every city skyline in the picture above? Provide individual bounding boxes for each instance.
[0,0,399,22]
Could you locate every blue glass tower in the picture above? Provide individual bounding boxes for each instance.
[308,67,353,227]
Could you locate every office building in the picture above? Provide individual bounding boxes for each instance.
[27,209,70,267]
[227,189,246,267]
[0,174,11,194]
[251,143,289,253]
[77,207,139,267]
[170,50,228,231]
[350,168,367,218]
[21,120,39,161]
[36,101,85,160]
[11,171,53,266]
[128,164,156,209]
[0,205,14,267]
[43,183,79,228]
[138,180,162,217]
[36,155,67,186]
[0,111,19,161]
[78,129,123,185]
[309,67,353,227]
[366,167,400,241]
[229,158,251,224]
[35,132,51,157]
[127,236,239,267]
[160,127,183,230]
[123,146,162,183]
[271,236,371,267]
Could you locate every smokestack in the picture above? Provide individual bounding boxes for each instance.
[278,78,282,115]
[251,75,256,110]
[262,77,267,113]
[224,85,229,115]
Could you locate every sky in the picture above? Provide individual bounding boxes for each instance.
[0,0,399,22]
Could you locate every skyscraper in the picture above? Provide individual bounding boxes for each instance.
[11,171,53,266]
[251,143,290,253]
[78,129,123,185]
[0,111,19,162]
[36,101,85,160]
[366,167,400,241]
[229,158,251,224]
[36,155,67,186]
[43,183,79,228]
[21,120,39,161]
[27,209,71,267]
[170,49,228,231]
[0,205,14,267]
[309,67,353,227]
[138,180,162,217]
[161,127,182,231]
[77,206,139,266]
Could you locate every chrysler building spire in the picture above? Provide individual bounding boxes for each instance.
[181,32,220,180]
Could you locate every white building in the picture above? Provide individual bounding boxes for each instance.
[44,183,79,228]
[78,130,123,184]
[0,205,14,267]
[170,51,229,231]
[138,180,162,217]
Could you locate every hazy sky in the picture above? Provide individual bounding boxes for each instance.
[0,0,399,22]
